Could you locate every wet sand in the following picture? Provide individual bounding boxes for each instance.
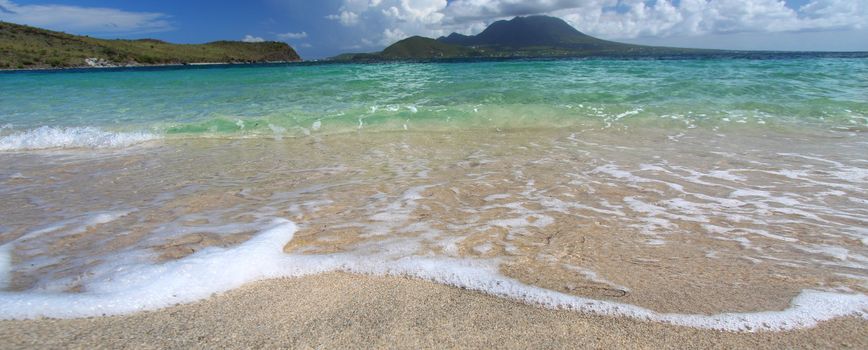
[1,273,865,349]
[2,129,867,343]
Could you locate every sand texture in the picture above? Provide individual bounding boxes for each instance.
[1,273,865,349]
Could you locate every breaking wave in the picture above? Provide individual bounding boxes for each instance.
[0,126,159,151]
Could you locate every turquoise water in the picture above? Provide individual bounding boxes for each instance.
[1,58,867,149]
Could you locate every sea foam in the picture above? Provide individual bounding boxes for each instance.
[0,243,12,290]
[0,126,158,151]
[0,218,865,332]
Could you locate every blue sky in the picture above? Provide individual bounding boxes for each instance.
[1,0,866,59]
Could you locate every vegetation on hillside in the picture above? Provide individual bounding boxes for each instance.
[380,36,479,59]
[0,21,301,69]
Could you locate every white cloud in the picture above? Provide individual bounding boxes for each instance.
[326,10,360,26]
[242,35,265,43]
[380,0,447,24]
[380,27,408,46]
[326,0,868,48]
[274,31,311,50]
[549,0,868,39]
[277,31,308,40]
[0,0,172,35]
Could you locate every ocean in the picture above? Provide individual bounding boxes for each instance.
[0,57,866,330]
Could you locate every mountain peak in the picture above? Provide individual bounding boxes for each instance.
[438,15,604,47]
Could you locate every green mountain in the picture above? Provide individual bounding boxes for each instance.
[380,36,478,59]
[333,15,711,61]
[0,21,301,70]
[438,15,616,48]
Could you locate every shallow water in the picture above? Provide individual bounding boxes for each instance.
[0,58,866,330]
[2,58,867,147]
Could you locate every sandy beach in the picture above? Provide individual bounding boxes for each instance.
[1,273,866,349]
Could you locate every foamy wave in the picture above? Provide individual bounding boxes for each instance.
[0,243,12,290]
[0,218,865,331]
[0,126,159,151]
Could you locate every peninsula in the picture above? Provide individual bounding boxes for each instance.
[0,21,301,70]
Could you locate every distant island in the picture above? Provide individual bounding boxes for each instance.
[332,15,716,61]
[0,21,301,70]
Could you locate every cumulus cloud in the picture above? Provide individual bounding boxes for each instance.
[277,31,308,39]
[0,0,172,34]
[380,27,408,46]
[325,10,360,26]
[325,0,868,48]
[242,35,265,43]
[549,0,868,38]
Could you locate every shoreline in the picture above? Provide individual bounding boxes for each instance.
[0,60,303,73]
[1,273,865,349]
[4,51,868,73]
[2,130,866,326]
